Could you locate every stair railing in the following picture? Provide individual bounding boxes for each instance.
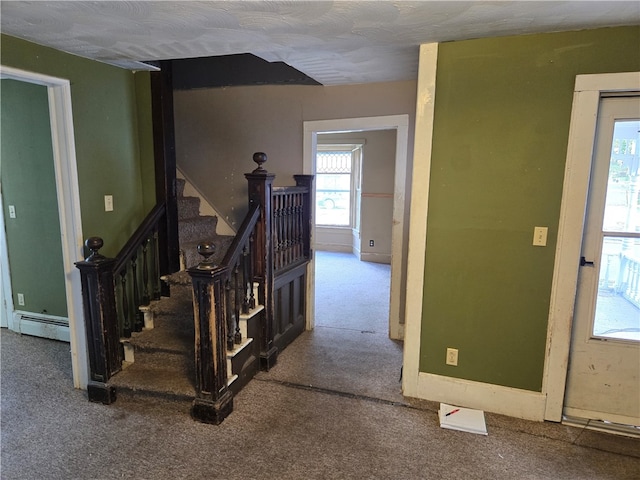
[187,152,313,424]
[75,202,168,404]
[187,203,260,424]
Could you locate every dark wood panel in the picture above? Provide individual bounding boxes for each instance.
[272,262,307,353]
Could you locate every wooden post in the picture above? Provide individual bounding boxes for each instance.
[75,237,120,404]
[294,174,314,260]
[151,60,180,295]
[188,243,233,424]
[245,152,277,370]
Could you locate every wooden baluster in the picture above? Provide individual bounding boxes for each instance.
[120,269,131,338]
[276,193,283,270]
[152,230,162,300]
[142,237,150,305]
[225,278,234,351]
[291,193,297,263]
[285,193,291,267]
[234,262,242,344]
[296,192,303,261]
[131,253,144,332]
[242,244,251,314]
[249,232,256,310]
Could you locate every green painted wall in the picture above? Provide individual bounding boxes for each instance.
[1,34,154,258]
[1,80,68,317]
[420,26,640,391]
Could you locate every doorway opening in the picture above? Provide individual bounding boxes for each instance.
[303,115,409,341]
[294,115,409,400]
[0,65,87,389]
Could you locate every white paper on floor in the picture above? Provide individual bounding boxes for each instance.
[439,403,488,435]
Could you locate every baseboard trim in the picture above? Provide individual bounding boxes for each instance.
[360,252,391,264]
[415,372,546,421]
[314,243,352,253]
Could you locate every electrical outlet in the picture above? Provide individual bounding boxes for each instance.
[104,195,114,212]
[533,226,548,246]
[446,348,458,366]
[8,205,16,218]
[369,240,374,247]
[17,293,25,306]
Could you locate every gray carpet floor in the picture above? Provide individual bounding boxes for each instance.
[2,251,639,479]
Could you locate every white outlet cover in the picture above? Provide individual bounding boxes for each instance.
[533,226,548,246]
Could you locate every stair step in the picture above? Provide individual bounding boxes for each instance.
[178,215,219,244]
[178,196,200,220]
[112,351,195,401]
[239,304,264,339]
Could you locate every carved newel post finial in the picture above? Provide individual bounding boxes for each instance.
[252,152,268,174]
[85,237,105,261]
[196,242,216,270]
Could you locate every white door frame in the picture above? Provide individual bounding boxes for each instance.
[543,71,640,421]
[303,115,409,340]
[0,65,88,390]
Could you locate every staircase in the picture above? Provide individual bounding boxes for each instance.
[76,154,313,424]
[109,178,261,405]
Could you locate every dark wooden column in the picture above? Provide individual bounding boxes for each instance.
[75,237,120,404]
[151,60,180,293]
[294,174,314,260]
[188,243,233,425]
[245,152,277,370]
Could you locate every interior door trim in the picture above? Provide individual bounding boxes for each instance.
[0,65,87,389]
[543,72,640,422]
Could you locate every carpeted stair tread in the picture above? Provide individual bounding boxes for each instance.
[148,284,193,312]
[178,215,219,244]
[128,314,193,354]
[111,351,195,400]
[178,196,200,220]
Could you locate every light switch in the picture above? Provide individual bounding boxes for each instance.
[104,195,113,212]
[8,205,16,218]
[533,226,548,246]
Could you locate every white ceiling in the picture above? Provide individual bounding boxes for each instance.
[2,1,639,85]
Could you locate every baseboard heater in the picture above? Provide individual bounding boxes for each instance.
[19,314,68,327]
[12,311,70,342]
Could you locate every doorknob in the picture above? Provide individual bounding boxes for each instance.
[580,256,595,267]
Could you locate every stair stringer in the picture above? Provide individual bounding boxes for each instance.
[227,304,264,394]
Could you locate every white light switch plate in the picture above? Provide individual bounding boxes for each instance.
[533,226,548,246]
[104,195,113,212]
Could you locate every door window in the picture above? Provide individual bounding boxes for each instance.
[592,119,640,342]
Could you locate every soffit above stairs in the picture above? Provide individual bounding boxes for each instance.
[2,1,639,86]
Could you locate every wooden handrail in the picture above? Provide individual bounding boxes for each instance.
[76,201,169,404]
[221,204,260,268]
[114,202,167,274]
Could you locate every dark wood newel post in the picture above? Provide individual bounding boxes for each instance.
[245,152,277,370]
[294,174,314,259]
[75,237,120,404]
[188,243,233,425]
